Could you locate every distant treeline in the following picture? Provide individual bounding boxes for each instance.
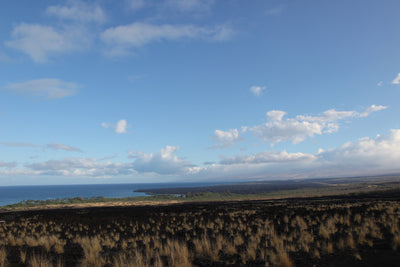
[135,180,326,195]
[5,196,108,207]
[135,175,400,196]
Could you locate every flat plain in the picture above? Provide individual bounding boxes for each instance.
[1,176,400,266]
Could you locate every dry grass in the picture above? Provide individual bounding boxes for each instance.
[76,236,105,267]
[0,248,7,267]
[28,253,52,267]
[1,198,400,266]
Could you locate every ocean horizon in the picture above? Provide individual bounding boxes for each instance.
[0,182,225,207]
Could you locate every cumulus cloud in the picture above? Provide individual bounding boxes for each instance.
[6,23,90,63]
[102,119,128,134]
[46,143,82,153]
[195,129,400,181]
[250,105,387,145]
[213,128,241,149]
[3,79,77,99]
[46,0,106,23]
[101,22,233,56]
[116,120,128,134]
[250,85,266,96]
[132,146,199,175]
[25,158,134,177]
[3,130,400,180]
[220,150,316,165]
[392,73,400,85]
[317,129,400,170]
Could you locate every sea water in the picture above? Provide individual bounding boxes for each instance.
[0,182,223,206]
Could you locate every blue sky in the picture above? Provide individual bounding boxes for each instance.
[1,0,400,185]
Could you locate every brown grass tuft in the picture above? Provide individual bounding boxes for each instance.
[28,253,52,267]
[77,236,105,267]
[0,248,7,267]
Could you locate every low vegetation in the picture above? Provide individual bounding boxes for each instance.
[1,194,400,266]
[3,176,400,210]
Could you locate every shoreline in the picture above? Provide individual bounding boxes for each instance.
[2,186,400,214]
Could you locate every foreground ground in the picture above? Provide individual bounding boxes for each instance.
[1,190,400,266]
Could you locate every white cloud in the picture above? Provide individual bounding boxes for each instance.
[316,129,400,174]
[266,110,286,121]
[4,79,77,99]
[213,128,241,149]
[250,105,387,145]
[132,146,199,175]
[195,129,400,181]
[250,85,266,96]
[46,143,82,153]
[251,111,326,145]
[102,120,128,134]
[116,120,128,134]
[6,23,90,63]
[101,22,233,56]
[220,150,316,165]
[359,104,388,118]
[377,81,383,87]
[392,73,400,84]
[46,0,106,23]
[25,158,134,177]
[3,130,400,181]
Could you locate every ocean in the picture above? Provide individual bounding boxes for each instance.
[0,182,223,206]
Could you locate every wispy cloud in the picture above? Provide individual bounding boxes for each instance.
[220,150,315,165]
[0,161,17,169]
[102,119,128,134]
[46,143,82,153]
[24,158,134,178]
[6,23,91,63]
[3,79,78,99]
[359,104,387,117]
[265,5,285,16]
[45,0,106,23]
[1,142,38,148]
[99,153,118,161]
[101,22,233,56]
[126,0,146,10]
[164,0,215,13]
[2,142,82,152]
